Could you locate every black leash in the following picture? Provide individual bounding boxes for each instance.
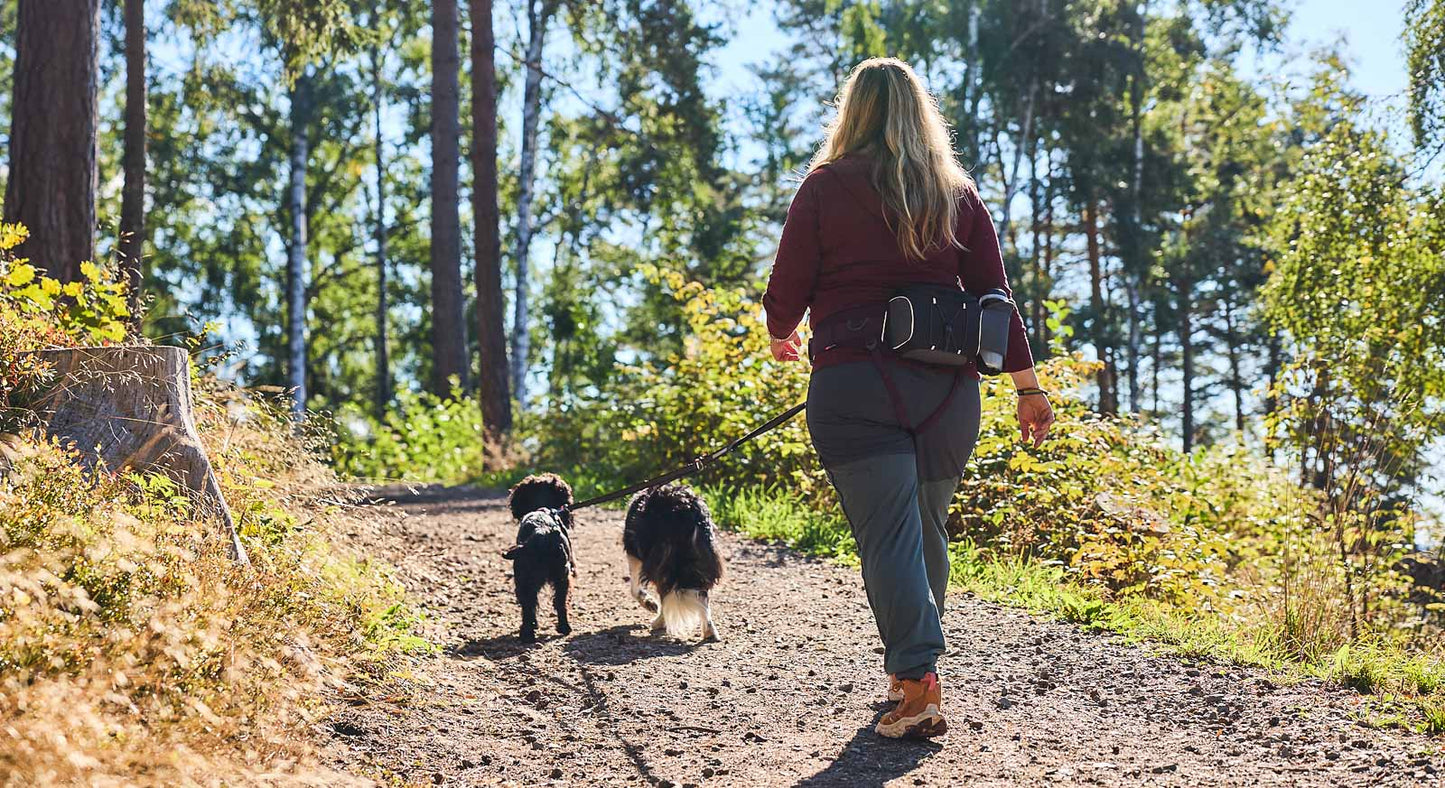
[565,401,807,512]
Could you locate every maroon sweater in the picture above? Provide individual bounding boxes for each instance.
[763,154,1034,374]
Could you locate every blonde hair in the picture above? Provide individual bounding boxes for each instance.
[810,57,974,260]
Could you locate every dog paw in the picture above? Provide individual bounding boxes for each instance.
[519,629,537,643]
[556,622,572,636]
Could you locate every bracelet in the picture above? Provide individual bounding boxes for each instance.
[1016,387,1049,398]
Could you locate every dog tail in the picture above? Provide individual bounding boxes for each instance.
[658,589,708,639]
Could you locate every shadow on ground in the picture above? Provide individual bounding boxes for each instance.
[792,723,943,788]
[448,633,546,660]
[563,624,697,665]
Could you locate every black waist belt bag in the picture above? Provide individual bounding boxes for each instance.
[810,284,1018,434]
[881,284,1016,375]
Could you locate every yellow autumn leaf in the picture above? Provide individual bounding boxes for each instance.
[0,223,28,250]
[80,260,101,282]
[4,263,36,288]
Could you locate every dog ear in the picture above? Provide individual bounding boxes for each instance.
[502,544,523,560]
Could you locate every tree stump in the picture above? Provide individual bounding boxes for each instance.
[24,346,248,563]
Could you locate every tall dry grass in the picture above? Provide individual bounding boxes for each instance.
[0,382,424,786]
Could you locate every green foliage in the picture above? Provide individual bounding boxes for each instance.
[330,387,487,484]
[511,271,1443,729]
[1406,0,1445,150]
[0,222,132,431]
[700,484,857,561]
[524,265,817,496]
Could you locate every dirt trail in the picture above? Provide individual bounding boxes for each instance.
[325,486,1445,787]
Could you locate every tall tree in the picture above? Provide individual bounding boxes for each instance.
[5,0,100,282]
[371,28,392,417]
[469,0,512,435]
[429,0,469,394]
[509,0,558,409]
[119,0,146,318]
[286,74,311,419]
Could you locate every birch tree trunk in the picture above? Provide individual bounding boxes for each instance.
[469,0,513,436]
[429,0,469,394]
[1178,259,1195,452]
[4,0,100,283]
[372,42,391,417]
[119,0,146,320]
[1084,198,1117,414]
[286,75,310,421]
[1223,295,1246,434]
[508,0,556,410]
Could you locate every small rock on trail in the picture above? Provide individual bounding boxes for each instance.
[324,485,1445,787]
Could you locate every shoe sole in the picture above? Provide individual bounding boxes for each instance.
[875,705,947,739]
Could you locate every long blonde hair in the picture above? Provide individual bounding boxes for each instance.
[810,58,974,260]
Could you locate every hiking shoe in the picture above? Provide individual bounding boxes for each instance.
[887,674,904,702]
[875,672,946,739]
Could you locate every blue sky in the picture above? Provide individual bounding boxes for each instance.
[708,0,1415,129]
[1284,0,1410,98]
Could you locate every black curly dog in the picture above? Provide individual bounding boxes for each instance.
[502,473,575,642]
[624,484,723,641]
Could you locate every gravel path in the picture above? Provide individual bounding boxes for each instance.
[325,485,1445,787]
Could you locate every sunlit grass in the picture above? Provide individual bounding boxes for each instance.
[697,482,1445,735]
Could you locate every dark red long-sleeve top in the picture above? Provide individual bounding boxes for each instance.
[763,154,1034,374]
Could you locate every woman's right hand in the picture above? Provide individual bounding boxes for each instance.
[770,330,804,362]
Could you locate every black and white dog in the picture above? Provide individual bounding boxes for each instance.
[502,473,575,642]
[623,484,723,641]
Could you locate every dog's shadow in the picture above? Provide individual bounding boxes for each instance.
[447,633,553,660]
[562,624,698,665]
[792,722,942,788]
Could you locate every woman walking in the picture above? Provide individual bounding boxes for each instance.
[764,58,1054,739]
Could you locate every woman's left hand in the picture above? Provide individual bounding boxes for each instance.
[1017,393,1055,448]
[770,330,804,362]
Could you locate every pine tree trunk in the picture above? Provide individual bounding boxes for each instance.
[1084,198,1116,414]
[429,0,469,395]
[509,0,555,410]
[1124,1,1149,415]
[119,0,146,320]
[469,0,513,436]
[286,76,310,421]
[372,43,391,417]
[4,0,99,283]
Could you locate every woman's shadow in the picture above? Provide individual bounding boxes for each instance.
[792,717,943,788]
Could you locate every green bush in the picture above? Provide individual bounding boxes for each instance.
[510,269,1443,730]
[330,387,488,483]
